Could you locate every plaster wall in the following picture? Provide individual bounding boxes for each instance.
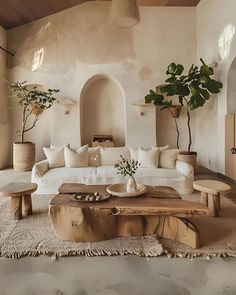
[197,0,236,173]
[0,26,10,169]
[7,2,196,162]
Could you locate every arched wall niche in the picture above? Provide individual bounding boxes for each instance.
[80,74,126,147]
[227,56,236,114]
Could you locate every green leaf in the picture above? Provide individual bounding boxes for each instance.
[200,64,214,76]
[167,63,177,75]
[175,64,184,75]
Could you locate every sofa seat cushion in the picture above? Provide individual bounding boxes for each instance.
[40,167,98,183]
[97,166,183,179]
[97,166,118,178]
[137,167,183,179]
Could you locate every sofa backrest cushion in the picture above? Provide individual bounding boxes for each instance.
[129,147,139,161]
[43,146,65,168]
[159,149,181,169]
[152,145,169,166]
[100,147,130,166]
[139,148,159,168]
[64,145,89,168]
[88,147,101,167]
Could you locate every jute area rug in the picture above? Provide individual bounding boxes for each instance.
[0,195,163,258]
[1,193,236,259]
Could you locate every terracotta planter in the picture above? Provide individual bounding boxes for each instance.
[31,104,44,116]
[13,142,35,171]
[177,151,197,172]
[168,105,182,118]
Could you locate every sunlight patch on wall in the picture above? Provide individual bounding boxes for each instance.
[32,48,44,71]
[218,24,235,61]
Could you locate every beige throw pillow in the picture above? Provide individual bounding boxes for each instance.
[100,147,130,166]
[64,145,88,168]
[138,148,159,168]
[43,147,65,168]
[88,147,101,167]
[159,149,181,169]
[152,145,169,166]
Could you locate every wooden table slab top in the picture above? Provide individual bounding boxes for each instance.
[51,193,210,218]
[59,183,181,199]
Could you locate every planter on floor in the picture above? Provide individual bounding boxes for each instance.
[178,151,197,172]
[13,142,35,172]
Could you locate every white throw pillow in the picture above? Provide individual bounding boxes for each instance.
[159,149,181,169]
[50,143,69,149]
[88,147,101,167]
[129,147,139,161]
[43,147,65,168]
[100,147,130,166]
[138,148,159,168]
[64,145,89,168]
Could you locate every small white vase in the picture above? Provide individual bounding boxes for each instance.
[126,176,137,193]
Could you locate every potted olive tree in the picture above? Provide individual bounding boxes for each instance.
[145,59,223,170]
[10,81,59,171]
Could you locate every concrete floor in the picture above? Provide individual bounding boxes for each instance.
[0,168,236,295]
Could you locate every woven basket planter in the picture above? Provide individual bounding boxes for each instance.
[178,152,197,172]
[13,142,35,171]
[169,105,182,118]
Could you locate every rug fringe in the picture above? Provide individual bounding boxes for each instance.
[2,248,236,259]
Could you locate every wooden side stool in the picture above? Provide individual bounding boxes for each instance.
[193,180,231,217]
[0,182,37,220]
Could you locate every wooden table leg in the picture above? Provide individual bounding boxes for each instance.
[200,192,208,206]
[155,216,200,249]
[22,194,33,217]
[10,196,22,220]
[208,193,220,217]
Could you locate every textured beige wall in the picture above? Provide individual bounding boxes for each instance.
[7,2,196,162]
[197,0,236,173]
[0,26,10,169]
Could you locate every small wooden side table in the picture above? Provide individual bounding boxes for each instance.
[193,180,231,217]
[0,182,37,220]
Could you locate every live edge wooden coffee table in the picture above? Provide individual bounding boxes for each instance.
[49,183,211,249]
[0,182,37,220]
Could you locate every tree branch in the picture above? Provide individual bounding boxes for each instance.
[23,115,39,133]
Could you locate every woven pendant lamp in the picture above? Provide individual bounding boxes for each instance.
[109,0,140,28]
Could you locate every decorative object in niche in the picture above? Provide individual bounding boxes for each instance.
[109,0,140,28]
[92,135,114,148]
[145,59,223,170]
[10,81,59,171]
[57,97,76,115]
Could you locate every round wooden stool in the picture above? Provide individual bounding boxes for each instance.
[193,180,231,217]
[0,182,37,220]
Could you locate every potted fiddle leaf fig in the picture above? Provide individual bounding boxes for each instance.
[10,81,59,171]
[145,59,223,170]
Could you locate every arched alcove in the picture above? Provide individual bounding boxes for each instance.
[80,74,126,146]
[227,57,236,114]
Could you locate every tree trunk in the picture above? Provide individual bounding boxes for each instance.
[21,130,24,143]
[174,118,180,149]
[187,107,192,152]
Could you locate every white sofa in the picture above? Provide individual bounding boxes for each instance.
[31,159,194,195]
